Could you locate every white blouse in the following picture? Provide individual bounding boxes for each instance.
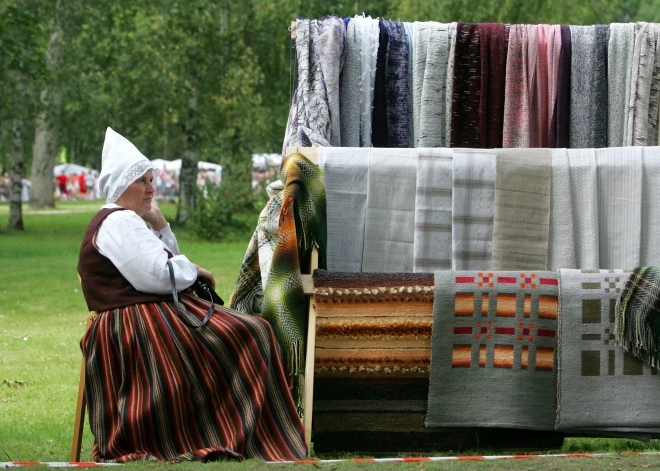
[95,204,197,294]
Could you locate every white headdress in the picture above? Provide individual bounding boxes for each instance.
[98,127,160,204]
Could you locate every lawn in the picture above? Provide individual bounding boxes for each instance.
[0,200,659,471]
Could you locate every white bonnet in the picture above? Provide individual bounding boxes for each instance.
[98,127,160,204]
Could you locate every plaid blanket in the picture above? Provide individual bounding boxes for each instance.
[616,267,660,368]
[230,153,326,406]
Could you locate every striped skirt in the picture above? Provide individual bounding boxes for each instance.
[81,293,307,462]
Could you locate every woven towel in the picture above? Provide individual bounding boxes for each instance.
[282,18,345,151]
[567,149,600,269]
[450,23,481,148]
[641,147,660,264]
[413,148,453,272]
[502,24,529,148]
[595,147,642,269]
[413,22,450,147]
[479,23,509,148]
[427,270,559,430]
[356,16,380,147]
[452,149,496,270]
[608,23,635,147]
[491,149,552,270]
[318,147,370,272]
[550,25,571,148]
[557,269,660,435]
[362,149,418,272]
[548,149,576,270]
[616,267,660,368]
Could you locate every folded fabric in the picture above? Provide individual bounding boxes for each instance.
[319,147,369,272]
[362,149,417,272]
[491,148,552,270]
[427,270,559,430]
[452,149,496,270]
[413,148,453,272]
[558,269,660,436]
[641,147,660,263]
[567,148,600,269]
[231,153,327,407]
[616,267,660,368]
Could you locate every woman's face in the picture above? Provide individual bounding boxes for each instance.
[116,170,155,216]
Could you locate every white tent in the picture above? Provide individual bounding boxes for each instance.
[54,163,98,177]
[151,159,222,177]
[252,153,282,171]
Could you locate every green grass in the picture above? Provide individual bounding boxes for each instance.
[0,201,659,470]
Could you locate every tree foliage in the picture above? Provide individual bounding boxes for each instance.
[2,0,660,230]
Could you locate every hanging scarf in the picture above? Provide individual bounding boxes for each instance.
[282,17,345,151]
[479,23,509,148]
[616,266,660,368]
[550,25,571,148]
[372,21,389,147]
[340,18,362,147]
[230,153,326,407]
[356,16,380,147]
[502,24,529,147]
[450,23,481,148]
[445,23,458,146]
[413,21,451,147]
[385,20,410,147]
[608,23,635,147]
[629,23,660,146]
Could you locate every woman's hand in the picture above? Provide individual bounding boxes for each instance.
[194,264,216,290]
[141,204,168,231]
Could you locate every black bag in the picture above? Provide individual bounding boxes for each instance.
[166,260,223,328]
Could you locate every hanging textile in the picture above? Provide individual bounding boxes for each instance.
[231,154,326,407]
[318,147,369,272]
[549,25,571,148]
[451,149,496,270]
[595,147,643,269]
[479,23,509,148]
[427,270,559,430]
[569,25,609,148]
[450,23,482,148]
[557,269,659,437]
[283,17,345,151]
[608,23,635,147]
[629,23,660,146]
[502,25,529,148]
[412,22,450,147]
[445,23,458,147]
[640,147,660,263]
[413,148,453,272]
[567,148,600,268]
[362,148,417,272]
[491,149,552,270]
[404,22,415,147]
[340,18,362,147]
[547,149,576,270]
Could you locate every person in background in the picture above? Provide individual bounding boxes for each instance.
[77,127,306,463]
[21,176,31,202]
[78,172,88,200]
[57,172,68,200]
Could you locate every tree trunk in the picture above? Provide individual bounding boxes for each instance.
[30,20,63,209]
[176,73,200,224]
[30,88,58,208]
[9,116,25,231]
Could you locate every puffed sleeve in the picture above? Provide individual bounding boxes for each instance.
[95,210,197,294]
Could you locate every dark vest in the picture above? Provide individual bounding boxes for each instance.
[78,208,174,312]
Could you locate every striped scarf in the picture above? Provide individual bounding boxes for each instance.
[616,266,660,368]
[231,153,326,407]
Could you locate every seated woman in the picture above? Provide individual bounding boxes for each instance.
[78,127,306,462]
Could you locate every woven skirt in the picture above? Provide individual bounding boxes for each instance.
[81,293,307,462]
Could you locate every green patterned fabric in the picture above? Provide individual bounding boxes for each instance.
[616,267,660,368]
[230,153,326,407]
